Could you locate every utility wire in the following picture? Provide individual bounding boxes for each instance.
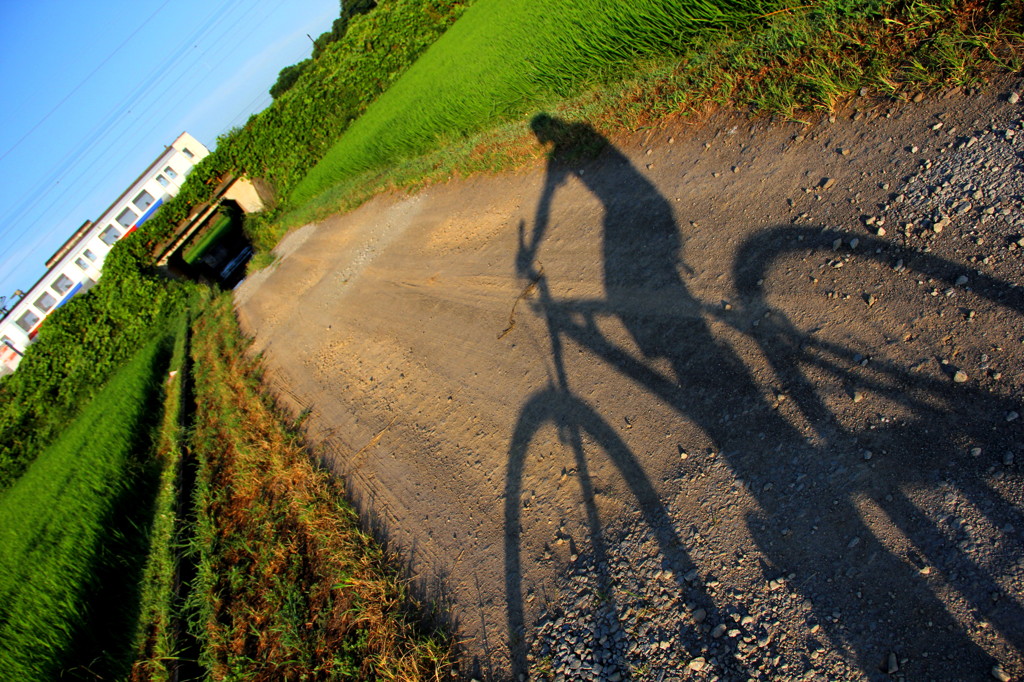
[0,0,175,164]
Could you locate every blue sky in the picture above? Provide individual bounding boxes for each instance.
[0,0,338,299]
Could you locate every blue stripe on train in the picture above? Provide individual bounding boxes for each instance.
[137,197,164,226]
[54,281,84,310]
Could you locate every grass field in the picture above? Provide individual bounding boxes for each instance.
[290,0,768,205]
[0,333,173,680]
[0,287,455,679]
[278,0,1022,228]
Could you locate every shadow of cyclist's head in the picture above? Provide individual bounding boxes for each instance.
[530,113,607,161]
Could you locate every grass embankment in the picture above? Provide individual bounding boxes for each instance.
[273,0,1021,232]
[217,0,471,210]
[0,331,175,680]
[288,0,767,206]
[184,295,451,680]
[0,290,450,680]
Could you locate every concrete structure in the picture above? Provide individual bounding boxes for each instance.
[0,132,209,375]
[154,175,265,268]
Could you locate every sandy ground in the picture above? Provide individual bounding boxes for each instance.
[234,80,1024,680]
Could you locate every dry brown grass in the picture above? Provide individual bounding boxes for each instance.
[187,295,452,680]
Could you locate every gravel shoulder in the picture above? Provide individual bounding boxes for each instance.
[234,78,1024,681]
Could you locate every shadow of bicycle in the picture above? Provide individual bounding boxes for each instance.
[503,114,1023,680]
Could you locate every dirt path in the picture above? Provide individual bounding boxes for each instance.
[234,80,1024,680]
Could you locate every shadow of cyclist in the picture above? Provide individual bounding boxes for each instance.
[505,113,1019,679]
[505,114,761,678]
[521,113,806,466]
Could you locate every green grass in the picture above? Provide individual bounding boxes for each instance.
[270,0,1021,232]
[0,333,173,680]
[290,0,768,206]
[129,311,194,681]
[182,213,234,265]
[212,0,472,204]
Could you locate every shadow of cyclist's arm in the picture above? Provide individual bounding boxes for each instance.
[517,159,569,278]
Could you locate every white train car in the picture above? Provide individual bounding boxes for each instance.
[0,132,209,375]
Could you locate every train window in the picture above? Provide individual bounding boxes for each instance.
[35,292,56,313]
[116,207,138,229]
[51,274,74,295]
[134,190,154,211]
[16,311,39,333]
[100,226,120,246]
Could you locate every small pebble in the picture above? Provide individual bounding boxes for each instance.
[953,370,969,383]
